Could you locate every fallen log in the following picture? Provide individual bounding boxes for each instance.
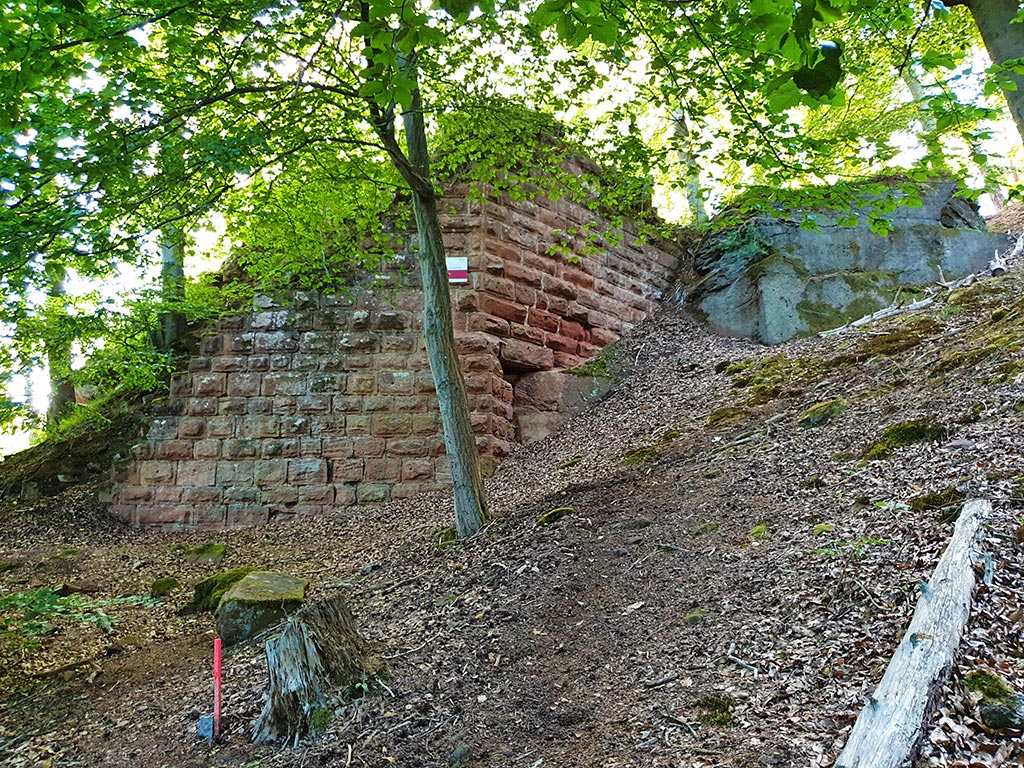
[835,499,990,768]
[252,595,370,746]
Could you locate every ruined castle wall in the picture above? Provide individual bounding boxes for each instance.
[109,190,679,529]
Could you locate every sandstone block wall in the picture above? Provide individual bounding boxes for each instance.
[110,187,679,529]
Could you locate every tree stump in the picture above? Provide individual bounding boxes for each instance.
[251,595,369,745]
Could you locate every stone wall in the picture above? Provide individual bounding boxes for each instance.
[109,187,679,529]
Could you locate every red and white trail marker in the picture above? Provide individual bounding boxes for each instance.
[213,637,222,738]
[446,256,468,283]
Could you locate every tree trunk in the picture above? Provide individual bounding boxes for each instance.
[251,596,369,745]
[835,499,990,768]
[953,0,1024,147]
[45,272,75,425]
[397,59,488,538]
[155,221,187,350]
[671,109,706,226]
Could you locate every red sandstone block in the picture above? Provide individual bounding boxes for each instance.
[353,437,386,458]
[357,484,390,504]
[224,486,262,504]
[187,398,218,417]
[281,414,310,435]
[239,415,281,439]
[590,326,620,347]
[176,461,217,487]
[563,268,595,291]
[308,415,344,437]
[349,373,376,394]
[152,440,193,461]
[386,437,430,457]
[108,504,134,523]
[183,486,223,504]
[301,437,322,458]
[208,416,235,438]
[261,372,306,397]
[139,504,198,527]
[333,484,357,506]
[119,485,154,503]
[526,306,560,333]
[559,319,587,341]
[346,415,371,435]
[372,414,412,438]
[170,375,191,398]
[510,322,546,345]
[332,394,363,413]
[290,353,319,372]
[322,437,355,459]
[263,487,299,505]
[378,370,414,394]
[298,486,335,505]
[188,356,211,373]
[296,395,331,413]
[476,294,527,325]
[388,395,427,412]
[247,354,270,371]
[193,439,223,460]
[472,273,516,301]
[381,335,418,353]
[223,438,259,460]
[411,413,439,435]
[363,458,401,483]
[216,460,254,485]
[401,459,434,481]
[211,355,246,373]
[253,331,300,353]
[470,412,488,431]
[463,372,495,394]
[331,458,364,482]
[546,295,570,317]
[426,436,447,457]
[514,284,537,307]
[219,398,247,416]
[263,438,299,458]
[504,261,545,288]
[254,459,289,486]
[522,251,557,273]
[553,351,584,368]
[177,417,206,439]
[269,353,291,370]
[463,353,502,373]
[288,458,327,485]
[414,372,436,394]
[139,461,175,486]
[391,483,428,500]
[362,396,391,413]
[577,341,603,360]
[225,505,269,528]
[499,338,554,371]
[454,332,499,356]
[466,312,510,337]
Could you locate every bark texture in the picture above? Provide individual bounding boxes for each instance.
[251,595,368,745]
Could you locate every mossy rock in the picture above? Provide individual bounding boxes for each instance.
[909,487,966,515]
[964,669,1024,730]
[707,406,751,429]
[214,571,309,646]
[622,446,659,466]
[695,694,737,726]
[537,507,573,526]
[150,576,180,598]
[863,418,945,460]
[798,398,846,428]
[183,542,226,565]
[181,566,258,614]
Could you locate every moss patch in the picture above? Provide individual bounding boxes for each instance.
[798,399,846,428]
[695,694,737,726]
[964,669,1023,730]
[623,446,660,465]
[749,522,772,541]
[150,576,180,598]
[183,542,226,564]
[680,608,708,626]
[431,526,458,548]
[909,487,966,515]
[181,567,257,614]
[537,507,573,526]
[0,560,20,573]
[707,406,752,429]
[863,418,945,460]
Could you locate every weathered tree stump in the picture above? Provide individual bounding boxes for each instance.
[251,595,369,745]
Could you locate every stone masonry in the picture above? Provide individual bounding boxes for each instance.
[109,185,679,529]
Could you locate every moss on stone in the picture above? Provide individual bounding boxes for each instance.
[863,418,945,460]
[622,446,660,465]
[150,576,180,598]
[537,507,573,526]
[798,399,846,428]
[431,526,458,548]
[219,571,308,607]
[909,487,966,514]
[680,608,707,626]
[964,669,1023,730]
[183,542,226,564]
[181,566,257,614]
[706,406,751,429]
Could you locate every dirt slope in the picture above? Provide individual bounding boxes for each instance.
[1,266,1023,768]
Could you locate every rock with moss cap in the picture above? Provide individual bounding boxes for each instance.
[215,571,309,646]
[964,669,1024,730]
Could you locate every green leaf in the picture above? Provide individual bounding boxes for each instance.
[920,50,955,70]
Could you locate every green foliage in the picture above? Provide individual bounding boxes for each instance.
[749,522,772,541]
[0,587,161,637]
[536,507,573,526]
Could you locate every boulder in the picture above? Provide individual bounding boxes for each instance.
[215,571,309,646]
[688,181,1012,344]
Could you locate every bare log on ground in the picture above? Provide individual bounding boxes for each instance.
[252,595,370,745]
[835,499,991,768]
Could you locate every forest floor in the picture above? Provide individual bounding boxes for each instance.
[1,255,1023,768]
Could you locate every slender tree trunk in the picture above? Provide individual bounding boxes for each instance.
[950,0,1024,147]
[387,56,487,537]
[155,220,187,350]
[671,109,706,226]
[45,272,75,425]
